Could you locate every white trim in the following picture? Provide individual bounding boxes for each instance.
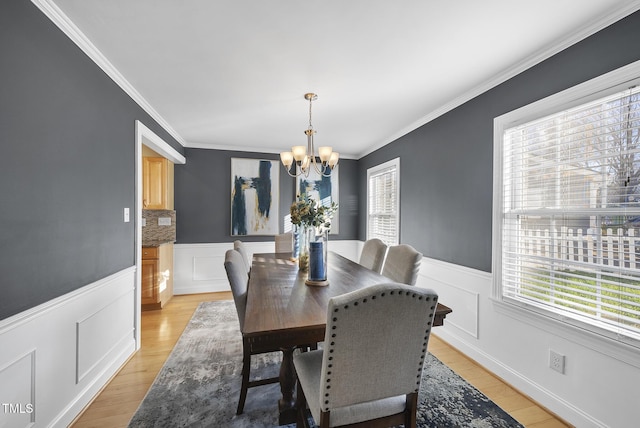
[136,120,186,165]
[173,240,361,295]
[433,328,608,428]
[492,60,640,357]
[31,0,187,148]
[33,0,640,159]
[133,120,184,349]
[0,266,135,334]
[419,254,634,426]
[492,298,640,369]
[0,267,136,427]
[366,158,400,244]
[357,2,640,158]
[186,141,359,160]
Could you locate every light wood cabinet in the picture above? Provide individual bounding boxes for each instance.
[143,157,174,209]
[141,244,173,311]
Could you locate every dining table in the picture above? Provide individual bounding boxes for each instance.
[243,251,453,425]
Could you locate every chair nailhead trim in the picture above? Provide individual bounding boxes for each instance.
[321,287,438,413]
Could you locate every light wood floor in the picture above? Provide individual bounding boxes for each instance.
[71,292,571,428]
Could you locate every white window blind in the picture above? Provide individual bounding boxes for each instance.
[501,85,640,340]
[367,158,399,245]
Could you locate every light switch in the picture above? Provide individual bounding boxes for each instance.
[158,217,172,226]
[124,207,130,223]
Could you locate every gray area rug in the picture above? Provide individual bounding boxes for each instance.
[129,301,523,428]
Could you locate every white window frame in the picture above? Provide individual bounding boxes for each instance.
[367,158,400,245]
[493,60,640,361]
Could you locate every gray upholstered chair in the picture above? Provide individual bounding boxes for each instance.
[359,238,388,273]
[275,232,293,253]
[233,240,251,275]
[293,282,438,428]
[224,249,279,414]
[381,244,422,285]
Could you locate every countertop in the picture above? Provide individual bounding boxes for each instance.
[142,240,175,247]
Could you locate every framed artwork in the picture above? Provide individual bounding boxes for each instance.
[231,158,279,235]
[296,166,339,234]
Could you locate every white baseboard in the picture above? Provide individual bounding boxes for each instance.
[0,267,136,428]
[418,256,625,427]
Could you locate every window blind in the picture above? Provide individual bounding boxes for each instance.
[368,160,399,245]
[501,86,640,339]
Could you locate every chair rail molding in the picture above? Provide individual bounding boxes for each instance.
[173,240,360,295]
[0,267,136,427]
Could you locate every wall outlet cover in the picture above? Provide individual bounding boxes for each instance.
[158,217,172,226]
[549,349,565,374]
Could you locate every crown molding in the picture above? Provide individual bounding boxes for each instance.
[31,0,187,147]
[32,0,640,158]
[357,0,640,159]
[184,140,359,160]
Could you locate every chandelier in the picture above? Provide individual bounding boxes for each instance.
[280,93,339,177]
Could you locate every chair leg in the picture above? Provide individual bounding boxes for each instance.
[319,410,331,428]
[295,378,309,428]
[237,345,251,415]
[404,392,418,428]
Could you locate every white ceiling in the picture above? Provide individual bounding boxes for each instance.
[46,0,640,159]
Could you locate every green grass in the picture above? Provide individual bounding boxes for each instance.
[520,269,640,330]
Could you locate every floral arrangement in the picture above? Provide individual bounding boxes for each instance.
[290,194,338,232]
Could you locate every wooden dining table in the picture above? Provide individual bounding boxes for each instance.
[243,251,452,425]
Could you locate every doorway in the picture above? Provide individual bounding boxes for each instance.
[134,120,186,348]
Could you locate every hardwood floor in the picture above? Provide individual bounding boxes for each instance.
[71,292,571,427]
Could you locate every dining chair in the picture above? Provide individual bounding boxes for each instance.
[224,249,280,414]
[233,240,251,275]
[275,232,293,253]
[381,244,422,285]
[293,282,439,428]
[358,238,388,273]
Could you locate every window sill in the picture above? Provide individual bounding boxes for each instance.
[490,296,640,369]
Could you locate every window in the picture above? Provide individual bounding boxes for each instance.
[367,158,400,245]
[494,66,640,344]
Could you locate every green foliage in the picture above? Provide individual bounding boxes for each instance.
[290,193,338,231]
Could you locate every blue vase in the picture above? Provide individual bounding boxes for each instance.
[307,228,328,284]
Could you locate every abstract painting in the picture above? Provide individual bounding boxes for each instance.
[231,158,279,235]
[297,166,339,233]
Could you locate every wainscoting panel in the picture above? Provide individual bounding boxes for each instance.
[417,258,488,339]
[76,288,134,383]
[192,256,223,282]
[0,267,136,428]
[0,350,36,427]
[173,240,360,295]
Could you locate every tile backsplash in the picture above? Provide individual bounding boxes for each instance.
[142,210,176,245]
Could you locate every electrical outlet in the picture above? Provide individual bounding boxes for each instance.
[158,217,172,226]
[549,349,565,374]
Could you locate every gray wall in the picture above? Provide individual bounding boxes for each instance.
[3,0,639,320]
[359,11,640,272]
[175,148,359,243]
[0,0,184,320]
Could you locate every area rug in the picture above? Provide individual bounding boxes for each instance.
[128,301,523,428]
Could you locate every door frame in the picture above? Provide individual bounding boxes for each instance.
[134,120,186,348]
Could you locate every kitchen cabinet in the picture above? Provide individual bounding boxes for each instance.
[143,156,174,209]
[141,244,174,310]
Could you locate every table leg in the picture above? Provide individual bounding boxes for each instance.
[278,346,297,425]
